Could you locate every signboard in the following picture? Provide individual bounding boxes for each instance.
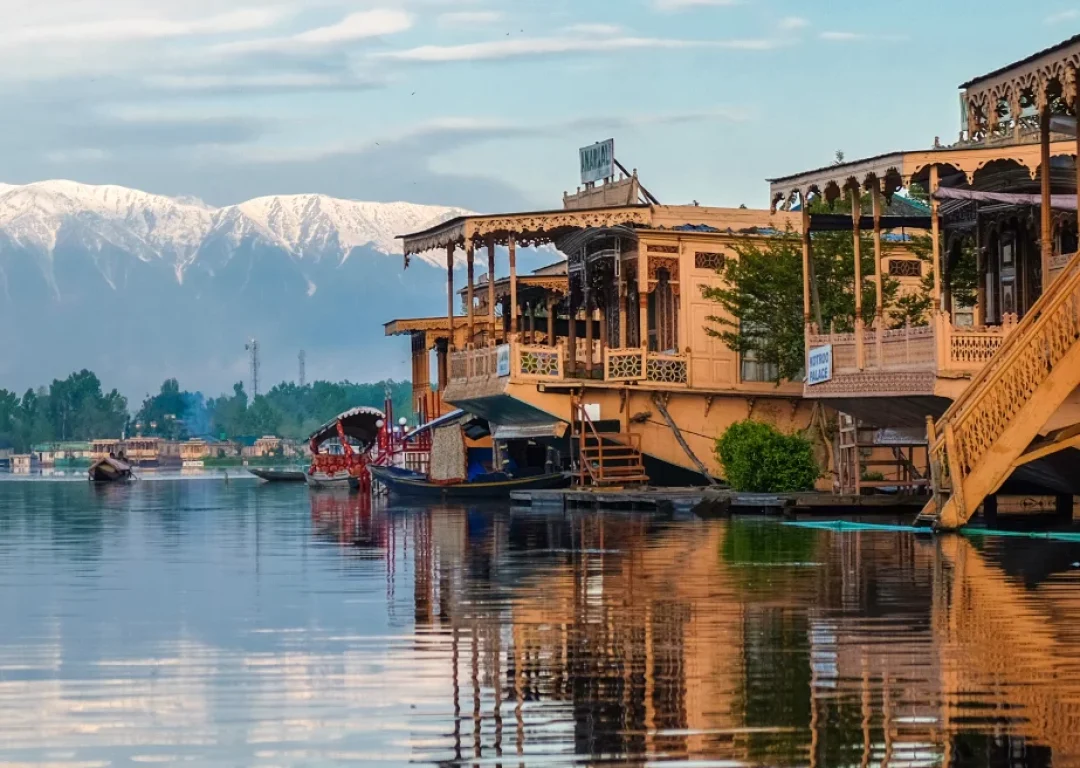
[496,344,511,377]
[580,139,615,184]
[807,344,832,386]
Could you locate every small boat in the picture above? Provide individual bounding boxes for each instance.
[88,456,135,483]
[370,465,569,499]
[249,467,307,483]
[305,471,359,490]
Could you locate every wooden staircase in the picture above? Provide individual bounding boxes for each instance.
[916,254,1080,530]
[570,397,649,487]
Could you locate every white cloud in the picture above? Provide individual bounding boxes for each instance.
[819,30,905,42]
[215,9,414,55]
[652,0,742,9]
[438,11,503,26]
[0,8,284,45]
[564,23,625,36]
[819,31,863,41]
[143,72,382,93]
[375,35,782,63]
[779,17,809,31]
[1046,9,1080,22]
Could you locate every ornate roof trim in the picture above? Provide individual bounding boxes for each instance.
[383,316,468,336]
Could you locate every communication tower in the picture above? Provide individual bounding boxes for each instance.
[244,338,260,397]
[298,350,306,388]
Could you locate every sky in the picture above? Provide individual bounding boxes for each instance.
[1,0,1079,212]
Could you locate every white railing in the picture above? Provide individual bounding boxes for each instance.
[604,348,646,382]
[645,352,689,386]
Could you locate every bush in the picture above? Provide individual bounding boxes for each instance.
[716,420,819,493]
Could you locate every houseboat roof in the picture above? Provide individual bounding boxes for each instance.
[308,406,384,449]
[959,33,1080,89]
[383,316,469,337]
[768,139,1080,210]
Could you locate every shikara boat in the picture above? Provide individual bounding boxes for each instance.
[88,456,134,483]
[249,467,307,483]
[370,465,569,500]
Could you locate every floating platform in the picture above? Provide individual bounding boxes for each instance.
[511,487,929,516]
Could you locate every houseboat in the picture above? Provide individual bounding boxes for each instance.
[389,158,929,488]
[769,34,1080,529]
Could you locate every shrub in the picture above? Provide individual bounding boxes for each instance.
[716,420,819,493]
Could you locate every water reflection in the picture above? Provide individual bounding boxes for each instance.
[1,481,1079,765]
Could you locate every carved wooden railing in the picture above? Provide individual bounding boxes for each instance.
[807,316,1016,379]
[514,342,564,382]
[645,352,689,386]
[924,255,1080,527]
[448,346,499,383]
[604,348,647,382]
[449,352,468,382]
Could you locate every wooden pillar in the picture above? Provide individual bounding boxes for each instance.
[851,187,865,370]
[486,236,497,343]
[599,306,608,355]
[567,296,578,374]
[508,234,519,336]
[638,250,649,349]
[801,200,812,325]
[526,304,534,344]
[446,243,455,351]
[1041,105,1053,292]
[584,298,594,375]
[930,165,942,311]
[617,243,627,349]
[975,206,986,327]
[1076,75,1080,260]
[436,338,448,392]
[466,241,475,344]
[871,183,884,319]
[546,296,556,347]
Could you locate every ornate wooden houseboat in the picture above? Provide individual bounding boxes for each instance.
[771,35,1080,529]
[388,164,922,486]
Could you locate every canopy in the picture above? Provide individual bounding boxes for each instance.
[308,406,385,449]
[933,187,1079,211]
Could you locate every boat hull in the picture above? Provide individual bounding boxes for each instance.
[88,457,134,483]
[305,472,359,490]
[250,468,307,483]
[370,466,569,500]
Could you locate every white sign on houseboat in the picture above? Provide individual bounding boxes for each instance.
[807,344,832,385]
[580,139,615,184]
[496,344,511,377]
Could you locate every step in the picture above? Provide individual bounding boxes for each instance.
[597,466,648,477]
[580,446,641,456]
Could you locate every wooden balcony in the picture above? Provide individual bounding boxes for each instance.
[447,341,694,390]
[805,313,1017,400]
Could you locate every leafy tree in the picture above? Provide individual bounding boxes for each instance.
[716,420,819,493]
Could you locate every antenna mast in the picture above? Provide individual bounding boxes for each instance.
[244,338,260,397]
[298,350,306,387]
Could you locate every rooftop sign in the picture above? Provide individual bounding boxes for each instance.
[580,139,615,184]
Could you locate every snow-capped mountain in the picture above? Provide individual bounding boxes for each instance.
[0,180,498,400]
[0,180,471,281]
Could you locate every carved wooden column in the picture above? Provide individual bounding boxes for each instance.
[466,241,475,344]
[436,338,448,393]
[801,199,812,325]
[638,248,649,349]
[446,243,455,352]
[617,240,627,348]
[850,186,865,370]
[546,296,555,347]
[930,165,942,311]
[871,182,884,319]
[1041,104,1053,292]
[486,236,496,343]
[584,298,594,376]
[1076,70,1080,255]
[508,234,519,336]
[567,294,578,375]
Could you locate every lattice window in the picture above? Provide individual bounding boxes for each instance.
[695,252,726,270]
[646,356,688,384]
[606,350,644,380]
[889,259,922,277]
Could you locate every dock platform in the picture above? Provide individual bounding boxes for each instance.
[511,487,929,516]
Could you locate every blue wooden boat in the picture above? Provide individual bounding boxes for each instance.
[370,465,569,500]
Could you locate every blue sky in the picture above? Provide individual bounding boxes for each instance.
[2,0,1078,211]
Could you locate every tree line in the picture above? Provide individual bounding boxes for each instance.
[0,372,413,452]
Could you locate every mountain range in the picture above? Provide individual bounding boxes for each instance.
[0,180,494,401]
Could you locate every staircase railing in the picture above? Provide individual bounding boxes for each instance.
[572,397,603,486]
[928,253,1080,517]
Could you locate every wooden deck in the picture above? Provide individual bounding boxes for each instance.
[511,487,929,515]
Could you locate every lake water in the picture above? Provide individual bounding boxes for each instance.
[1,477,1079,766]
